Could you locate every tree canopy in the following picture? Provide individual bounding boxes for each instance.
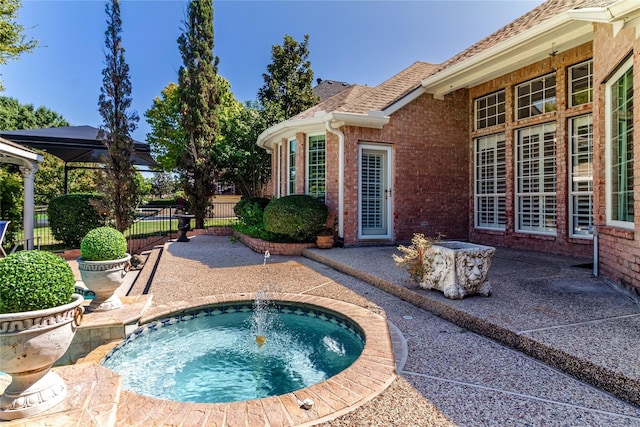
[176,0,220,228]
[98,0,140,232]
[0,0,37,91]
[258,34,318,125]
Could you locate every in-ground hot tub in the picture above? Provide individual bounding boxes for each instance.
[101,299,365,404]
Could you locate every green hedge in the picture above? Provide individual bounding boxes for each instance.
[0,250,76,313]
[234,197,270,227]
[263,195,328,242]
[48,193,107,248]
[80,227,128,261]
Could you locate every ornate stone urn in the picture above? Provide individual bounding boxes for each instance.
[77,254,131,311]
[0,293,84,420]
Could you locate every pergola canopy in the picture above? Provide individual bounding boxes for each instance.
[0,125,157,167]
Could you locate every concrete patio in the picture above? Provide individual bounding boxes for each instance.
[3,234,640,426]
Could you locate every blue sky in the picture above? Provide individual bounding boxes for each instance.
[2,0,543,142]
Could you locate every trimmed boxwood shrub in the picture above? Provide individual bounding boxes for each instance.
[48,193,107,248]
[0,250,76,314]
[80,227,128,261]
[263,195,328,242]
[234,197,270,227]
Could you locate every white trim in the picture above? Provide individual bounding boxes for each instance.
[257,112,389,151]
[383,86,426,115]
[275,142,282,198]
[326,122,345,239]
[605,57,634,230]
[286,137,296,195]
[358,143,393,240]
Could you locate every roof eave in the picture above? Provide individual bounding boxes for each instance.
[257,112,390,151]
[421,13,594,99]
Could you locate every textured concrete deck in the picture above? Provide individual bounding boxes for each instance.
[3,235,640,426]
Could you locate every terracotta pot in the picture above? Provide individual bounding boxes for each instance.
[0,294,84,420]
[316,235,334,249]
[77,254,131,311]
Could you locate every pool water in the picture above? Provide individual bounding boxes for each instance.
[101,305,364,403]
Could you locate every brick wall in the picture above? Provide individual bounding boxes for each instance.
[468,42,594,258]
[340,90,470,246]
[592,23,640,297]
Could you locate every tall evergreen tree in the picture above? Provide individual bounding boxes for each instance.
[258,34,318,125]
[176,0,220,229]
[98,0,139,232]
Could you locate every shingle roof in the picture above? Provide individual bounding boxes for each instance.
[313,80,352,101]
[293,61,437,119]
[434,0,616,74]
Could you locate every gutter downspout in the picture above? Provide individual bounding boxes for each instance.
[593,226,599,277]
[325,121,344,240]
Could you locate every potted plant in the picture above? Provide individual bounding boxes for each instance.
[0,250,83,420]
[76,226,130,311]
[316,228,334,249]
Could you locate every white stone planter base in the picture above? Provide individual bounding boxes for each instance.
[77,254,131,312]
[420,241,495,299]
[0,294,83,421]
[0,370,66,420]
[90,294,122,312]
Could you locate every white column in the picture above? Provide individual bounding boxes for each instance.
[20,163,38,250]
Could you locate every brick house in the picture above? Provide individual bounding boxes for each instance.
[257,0,640,298]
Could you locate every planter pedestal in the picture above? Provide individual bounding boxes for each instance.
[175,214,195,242]
[77,255,131,311]
[420,241,495,299]
[0,294,84,420]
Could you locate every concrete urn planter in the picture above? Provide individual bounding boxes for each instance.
[0,294,84,420]
[77,254,131,311]
[420,241,495,299]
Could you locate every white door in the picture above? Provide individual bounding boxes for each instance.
[359,145,392,239]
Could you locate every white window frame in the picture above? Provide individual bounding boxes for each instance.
[515,123,557,235]
[306,133,326,202]
[515,73,557,120]
[475,90,506,130]
[568,114,593,239]
[474,133,506,230]
[569,59,593,107]
[287,138,296,195]
[275,142,282,198]
[605,58,634,229]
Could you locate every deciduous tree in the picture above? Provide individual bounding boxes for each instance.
[0,0,37,91]
[98,0,140,232]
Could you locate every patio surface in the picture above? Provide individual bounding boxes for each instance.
[3,234,640,426]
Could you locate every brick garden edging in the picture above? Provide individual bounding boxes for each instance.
[233,230,316,256]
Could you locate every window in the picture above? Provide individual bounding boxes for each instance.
[569,60,593,107]
[475,90,505,129]
[474,133,506,230]
[515,123,556,234]
[569,115,593,238]
[307,134,326,201]
[276,143,282,198]
[287,139,296,195]
[606,60,634,226]
[516,73,556,119]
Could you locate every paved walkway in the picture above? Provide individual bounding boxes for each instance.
[127,235,640,426]
[28,235,640,426]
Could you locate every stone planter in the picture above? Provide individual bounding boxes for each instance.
[0,294,84,420]
[77,254,131,311]
[420,241,495,299]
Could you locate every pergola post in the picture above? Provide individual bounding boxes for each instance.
[20,164,38,250]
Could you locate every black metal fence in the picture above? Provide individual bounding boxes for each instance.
[26,201,238,254]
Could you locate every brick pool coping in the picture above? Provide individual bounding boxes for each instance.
[84,293,396,426]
